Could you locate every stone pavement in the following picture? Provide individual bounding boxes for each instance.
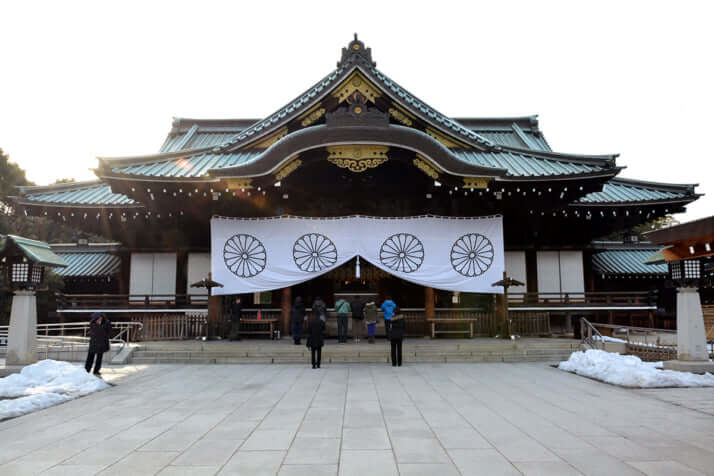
[0,363,713,475]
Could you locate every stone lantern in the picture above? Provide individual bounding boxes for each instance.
[0,235,66,366]
[645,217,714,373]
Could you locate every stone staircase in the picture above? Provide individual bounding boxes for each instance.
[130,338,580,364]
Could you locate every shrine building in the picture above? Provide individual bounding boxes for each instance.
[12,36,701,336]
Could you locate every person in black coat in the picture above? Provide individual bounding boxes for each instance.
[229,296,243,341]
[85,312,112,375]
[389,308,405,367]
[350,296,364,343]
[291,296,306,345]
[307,314,326,369]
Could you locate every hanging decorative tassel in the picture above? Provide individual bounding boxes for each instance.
[356,256,361,278]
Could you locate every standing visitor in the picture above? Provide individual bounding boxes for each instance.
[307,313,325,369]
[389,307,405,367]
[291,296,306,345]
[85,312,112,376]
[312,296,327,322]
[229,296,243,341]
[350,296,364,343]
[335,296,351,344]
[380,296,397,337]
[364,300,378,344]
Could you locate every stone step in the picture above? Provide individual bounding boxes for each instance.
[130,351,573,364]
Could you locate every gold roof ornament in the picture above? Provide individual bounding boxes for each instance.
[224,178,253,190]
[426,127,469,149]
[462,177,492,189]
[332,71,381,104]
[388,105,414,126]
[413,155,440,180]
[299,104,326,127]
[274,156,302,181]
[326,145,388,173]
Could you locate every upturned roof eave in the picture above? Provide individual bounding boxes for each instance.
[495,167,622,183]
[97,170,221,183]
[13,197,146,210]
[96,147,213,167]
[16,180,105,194]
[493,145,619,165]
[569,196,700,208]
[607,177,698,193]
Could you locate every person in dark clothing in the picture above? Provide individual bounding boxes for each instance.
[389,307,405,367]
[312,297,327,321]
[307,314,326,369]
[291,296,306,345]
[85,312,112,375]
[350,296,364,343]
[229,296,243,341]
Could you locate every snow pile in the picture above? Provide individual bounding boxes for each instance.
[558,350,714,388]
[0,360,109,420]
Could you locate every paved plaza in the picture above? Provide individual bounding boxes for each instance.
[0,362,713,476]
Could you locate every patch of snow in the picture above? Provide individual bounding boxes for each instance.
[558,350,714,388]
[0,360,109,420]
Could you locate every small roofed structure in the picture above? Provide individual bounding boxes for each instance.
[645,216,714,373]
[49,242,122,293]
[0,235,67,289]
[0,235,66,366]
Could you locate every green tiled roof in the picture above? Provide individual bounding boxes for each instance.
[592,246,668,276]
[115,151,259,178]
[578,178,696,204]
[109,148,606,179]
[455,150,605,177]
[54,252,121,278]
[161,119,552,154]
[0,235,67,267]
[18,182,137,206]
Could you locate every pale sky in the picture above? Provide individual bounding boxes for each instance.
[0,0,711,221]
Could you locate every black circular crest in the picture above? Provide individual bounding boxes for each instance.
[223,234,267,278]
[293,233,338,272]
[379,233,424,273]
[450,233,494,277]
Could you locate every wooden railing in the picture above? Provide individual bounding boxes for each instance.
[56,293,209,310]
[131,313,207,341]
[508,291,656,308]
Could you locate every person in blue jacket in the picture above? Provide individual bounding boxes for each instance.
[380,297,397,337]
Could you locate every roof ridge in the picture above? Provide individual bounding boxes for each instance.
[212,67,350,153]
[366,66,496,150]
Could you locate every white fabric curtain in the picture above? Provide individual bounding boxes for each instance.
[211,215,504,295]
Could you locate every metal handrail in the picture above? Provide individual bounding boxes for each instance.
[0,321,144,352]
[580,317,605,350]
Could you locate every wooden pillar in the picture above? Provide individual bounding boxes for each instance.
[424,287,435,337]
[495,293,507,336]
[281,287,292,335]
[207,295,223,339]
